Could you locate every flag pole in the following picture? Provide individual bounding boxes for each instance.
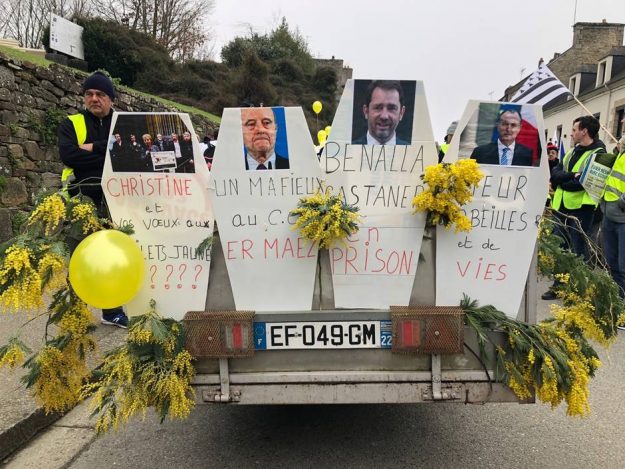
[571,94,619,145]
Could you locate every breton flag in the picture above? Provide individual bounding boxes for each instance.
[510,64,571,106]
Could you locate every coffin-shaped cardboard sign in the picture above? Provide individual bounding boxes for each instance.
[321,79,438,308]
[438,101,549,318]
[102,112,213,320]
[209,107,322,311]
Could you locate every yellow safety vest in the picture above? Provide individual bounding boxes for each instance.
[60,114,87,197]
[551,148,598,210]
[439,143,449,155]
[603,152,625,202]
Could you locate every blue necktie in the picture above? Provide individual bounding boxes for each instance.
[501,147,510,166]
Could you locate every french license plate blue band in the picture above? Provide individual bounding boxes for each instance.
[254,320,392,350]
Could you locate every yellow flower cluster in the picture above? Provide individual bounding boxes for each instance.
[501,322,600,417]
[0,246,44,313]
[412,159,483,233]
[34,345,91,413]
[86,305,195,434]
[290,189,360,248]
[59,301,96,337]
[27,194,66,236]
[37,252,67,293]
[550,297,613,347]
[71,203,102,234]
[0,343,26,369]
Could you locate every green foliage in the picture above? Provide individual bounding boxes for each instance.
[538,215,623,338]
[221,18,314,74]
[7,122,19,136]
[27,108,66,145]
[0,175,6,193]
[313,67,338,96]
[236,51,277,106]
[11,211,29,234]
[195,236,213,258]
[75,17,173,88]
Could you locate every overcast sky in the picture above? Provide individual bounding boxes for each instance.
[211,0,625,140]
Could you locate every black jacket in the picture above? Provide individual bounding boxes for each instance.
[58,109,113,205]
[551,139,606,193]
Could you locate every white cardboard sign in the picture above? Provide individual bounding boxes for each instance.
[321,79,437,308]
[102,112,213,320]
[208,107,322,311]
[437,101,549,317]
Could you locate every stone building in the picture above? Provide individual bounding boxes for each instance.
[501,21,625,149]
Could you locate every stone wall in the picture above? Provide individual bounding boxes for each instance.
[0,51,218,242]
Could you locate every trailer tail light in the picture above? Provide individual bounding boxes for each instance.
[183,311,255,358]
[397,319,421,348]
[390,306,464,354]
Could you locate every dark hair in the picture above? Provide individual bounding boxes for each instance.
[573,115,600,140]
[497,108,522,123]
[365,80,404,107]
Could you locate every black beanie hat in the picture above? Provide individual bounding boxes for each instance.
[82,72,115,100]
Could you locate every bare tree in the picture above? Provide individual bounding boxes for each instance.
[0,0,89,48]
[91,0,213,61]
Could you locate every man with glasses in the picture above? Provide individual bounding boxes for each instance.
[470,109,533,166]
[58,71,129,328]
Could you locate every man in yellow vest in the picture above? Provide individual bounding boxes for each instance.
[542,115,606,300]
[58,71,128,328]
[438,121,457,163]
[600,119,625,317]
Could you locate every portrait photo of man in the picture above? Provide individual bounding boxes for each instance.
[351,80,415,145]
[241,107,289,170]
[469,108,536,167]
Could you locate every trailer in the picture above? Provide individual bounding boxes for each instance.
[185,233,536,406]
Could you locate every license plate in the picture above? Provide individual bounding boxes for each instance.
[254,320,392,350]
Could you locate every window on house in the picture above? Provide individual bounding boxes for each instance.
[568,76,577,97]
[597,61,607,86]
[616,107,625,139]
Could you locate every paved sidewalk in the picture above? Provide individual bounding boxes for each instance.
[0,310,126,459]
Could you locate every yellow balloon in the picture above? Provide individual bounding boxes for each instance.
[69,230,145,309]
[312,101,322,114]
[324,125,332,137]
[317,129,327,145]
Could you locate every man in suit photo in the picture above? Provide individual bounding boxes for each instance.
[241,107,289,170]
[353,80,409,146]
[470,109,534,166]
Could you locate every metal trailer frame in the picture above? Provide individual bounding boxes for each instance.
[191,234,538,405]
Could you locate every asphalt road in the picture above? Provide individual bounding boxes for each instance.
[67,334,624,469]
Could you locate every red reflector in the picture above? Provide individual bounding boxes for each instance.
[399,320,421,347]
[232,323,243,349]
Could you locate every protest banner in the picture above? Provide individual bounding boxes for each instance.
[321,79,438,308]
[436,101,549,318]
[208,107,322,311]
[102,112,213,320]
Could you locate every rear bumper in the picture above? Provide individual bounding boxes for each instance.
[191,370,529,405]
